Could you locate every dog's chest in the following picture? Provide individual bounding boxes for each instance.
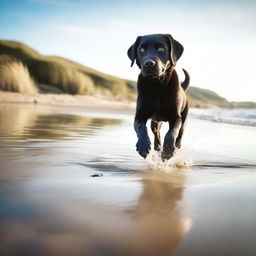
[151,96,177,121]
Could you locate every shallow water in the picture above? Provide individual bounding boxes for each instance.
[190,107,256,126]
[0,103,256,256]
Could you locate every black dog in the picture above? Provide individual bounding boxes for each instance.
[127,34,190,160]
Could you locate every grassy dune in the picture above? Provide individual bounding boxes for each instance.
[187,86,229,107]
[0,40,134,99]
[0,40,255,107]
[0,58,38,94]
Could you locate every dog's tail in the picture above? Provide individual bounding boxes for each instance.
[181,69,190,91]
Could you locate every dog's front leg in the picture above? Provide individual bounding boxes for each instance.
[162,117,182,160]
[134,118,151,158]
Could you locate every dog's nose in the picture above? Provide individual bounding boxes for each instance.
[144,59,156,68]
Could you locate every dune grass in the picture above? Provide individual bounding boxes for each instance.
[31,60,95,94]
[0,56,38,94]
[0,40,135,99]
[187,86,229,107]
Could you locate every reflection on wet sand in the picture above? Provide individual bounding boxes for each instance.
[0,170,190,256]
[134,172,191,255]
[0,103,192,255]
[1,103,256,256]
[0,104,40,136]
[0,104,121,141]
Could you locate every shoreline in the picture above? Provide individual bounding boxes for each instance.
[1,91,255,127]
[0,91,136,113]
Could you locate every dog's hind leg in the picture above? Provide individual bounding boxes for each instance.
[176,104,189,148]
[151,120,162,151]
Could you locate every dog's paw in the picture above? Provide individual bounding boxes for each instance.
[162,132,176,160]
[161,145,175,161]
[136,136,151,158]
[154,144,161,151]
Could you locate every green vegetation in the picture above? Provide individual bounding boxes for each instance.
[0,40,134,99]
[0,55,38,94]
[187,86,229,107]
[0,40,255,107]
[186,86,256,108]
[228,101,256,108]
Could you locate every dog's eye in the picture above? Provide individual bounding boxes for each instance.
[157,47,165,53]
[139,47,145,53]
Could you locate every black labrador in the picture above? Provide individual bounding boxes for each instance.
[127,34,190,160]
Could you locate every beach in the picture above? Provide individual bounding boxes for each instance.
[0,91,136,112]
[2,0,256,254]
[0,98,256,256]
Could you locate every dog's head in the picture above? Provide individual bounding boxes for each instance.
[127,34,184,80]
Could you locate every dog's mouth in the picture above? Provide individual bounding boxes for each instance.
[141,63,170,81]
[142,70,167,81]
[142,71,159,79]
[141,67,161,79]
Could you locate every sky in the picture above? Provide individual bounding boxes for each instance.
[0,0,256,102]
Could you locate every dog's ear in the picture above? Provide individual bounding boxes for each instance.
[127,36,141,67]
[164,34,184,66]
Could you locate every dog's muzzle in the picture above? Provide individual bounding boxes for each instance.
[141,58,160,78]
[142,60,171,80]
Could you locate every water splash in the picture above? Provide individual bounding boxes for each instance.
[146,148,193,171]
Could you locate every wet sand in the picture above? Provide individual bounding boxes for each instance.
[0,91,135,112]
[0,103,256,256]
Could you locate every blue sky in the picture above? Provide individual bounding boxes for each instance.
[1,0,256,101]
